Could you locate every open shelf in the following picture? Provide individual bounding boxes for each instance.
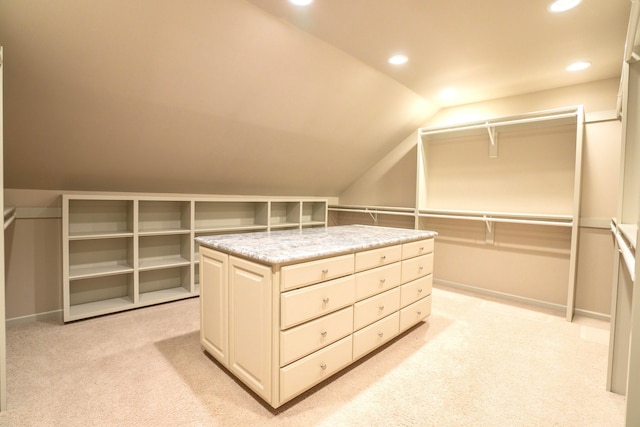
[139,266,191,304]
[139,234,191,271]
[270,201,300,229]
[194,201,269,232]
[139,200,191,234]
[68,238,134,280]
[68,273,135,320]
[301,201,327,227]
[68,199,133,238]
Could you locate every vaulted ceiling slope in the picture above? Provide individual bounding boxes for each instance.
[0,0,432,196]
[0,0,630,197]
[249,0,629,107]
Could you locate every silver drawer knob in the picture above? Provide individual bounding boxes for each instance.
[320,330,327,337]
[381,255,386,260]
[417,311,422,315]
[320,363,327,370]
[322,297,329,304]
[378,332,384,338]
[379,305,385,310]
[419,266,424,271]
[419,247,424,251]
[380,278,386,284]
[417,288,423,293]
[322,268,329,274]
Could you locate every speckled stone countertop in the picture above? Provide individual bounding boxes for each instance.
[195,225,437,266]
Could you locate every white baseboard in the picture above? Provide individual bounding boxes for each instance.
[434,279,610,322]
[6,309,63,327]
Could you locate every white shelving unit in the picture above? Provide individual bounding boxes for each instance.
[62,194,327,322]
[608,5,640,424]
[417,107,583,321]
[331,106,584,321]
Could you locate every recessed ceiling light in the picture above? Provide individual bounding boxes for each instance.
[548,0,581,13]
[566,61,591,71]
[388,54,408,65]
[289,0,313,6]
[439,87,457,100]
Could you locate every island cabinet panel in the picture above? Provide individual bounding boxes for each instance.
[199,247,228,365]
[228,256,273,402]
[197,225,436,408]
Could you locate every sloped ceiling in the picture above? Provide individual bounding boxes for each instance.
[248,0,629,106]
[0,0,630,197]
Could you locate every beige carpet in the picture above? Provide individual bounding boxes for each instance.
[0,286,625,426]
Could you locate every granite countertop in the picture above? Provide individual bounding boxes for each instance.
[195,224,437,266]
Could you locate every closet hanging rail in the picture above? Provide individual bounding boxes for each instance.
[611,221,636,282]
[328,205,416,217]
[418,209,573,227]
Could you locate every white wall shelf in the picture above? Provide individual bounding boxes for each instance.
[62,194,327,322]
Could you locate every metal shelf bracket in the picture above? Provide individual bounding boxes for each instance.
[487,124,498,158]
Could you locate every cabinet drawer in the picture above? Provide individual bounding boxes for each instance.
[355,262,401,301]
[401,253,433,284]
[400,274,433,308]
[399,295,432,331]
[281,254,354,291]
[281,275,355,329]
[402,238,434,259]
[355,244,402,272]
[280,335,353,403]
[280,306,354,367]
[353,287,400,331]
[353,312,399,360]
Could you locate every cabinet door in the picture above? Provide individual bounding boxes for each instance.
[199,247,228,366]
[229,256,273,403]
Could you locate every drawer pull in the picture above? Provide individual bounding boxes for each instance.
[381,255,386,260]
[419,246,424,252]
[320,363,327,371]
[322,268,329,274]
[418,288,423,293]
[379,305,385,311]
[320,330,327,337]
[380,278,386,284]
[417,311,422,315]
[378,332,384,338]
[322,297,330,304]
[418,266,424,271]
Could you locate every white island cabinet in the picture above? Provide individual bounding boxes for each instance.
[196,225,436,408]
